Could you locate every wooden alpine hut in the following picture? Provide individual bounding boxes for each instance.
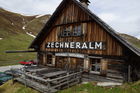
[29,0,140,82]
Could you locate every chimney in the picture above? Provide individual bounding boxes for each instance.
[79,0,90,8]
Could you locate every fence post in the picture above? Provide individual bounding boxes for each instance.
[67,73,70,88]
[47,80,51,93]
[128,65,131,82]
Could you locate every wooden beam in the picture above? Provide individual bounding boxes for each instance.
[44,51,127,60]
[88,54,127,60]
[53,20,93,27]
[5,50,37,53]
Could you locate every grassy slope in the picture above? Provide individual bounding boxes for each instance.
[119,34,140,49]
[26,15,51,35]
[0,9,35,66]
[0,9,36,66]
[0,8,36,38]
[0,8,50,66]
[0,34,36,66]
[0,80,39,93]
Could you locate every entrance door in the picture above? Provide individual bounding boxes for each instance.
[90,59,101,74]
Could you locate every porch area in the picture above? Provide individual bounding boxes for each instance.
[8,65,82,93]
[6,62,128,93]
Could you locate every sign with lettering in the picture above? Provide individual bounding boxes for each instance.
[55,53,85,58]
[46,42,105,50]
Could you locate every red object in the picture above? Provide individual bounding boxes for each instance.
[19,61,33,65]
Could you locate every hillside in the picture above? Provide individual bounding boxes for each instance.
[0,8,35,38]
[25,15,51,35]
[0,8,50,66]
[0,8,51,37]
[119,33,140,50]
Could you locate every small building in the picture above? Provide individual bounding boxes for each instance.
[29,0,140,82]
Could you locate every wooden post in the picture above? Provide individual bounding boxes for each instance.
[52,55,56,66]
[42,44,46,65]
[37,52,40,66]
[100,59,108,76]
[84,57,89,72]
[11,68,15,85]
[82,23,87,35]
[47,81,51,93]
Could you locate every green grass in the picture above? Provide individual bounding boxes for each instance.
[58,82,140,93]
[1,80,140,93]
[119,34,140,49]
[26,15,50,35]
[0,33,36,66]
[0,80,39,93]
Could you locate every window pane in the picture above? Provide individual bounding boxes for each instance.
[73,25,82,36]
[62,26,71,36]
[77,25,81,31]
[59,25,83,37]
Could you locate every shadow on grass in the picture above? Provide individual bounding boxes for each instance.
[0,87,6,93]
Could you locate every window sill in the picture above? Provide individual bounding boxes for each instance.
[58,34,84,38]
[90,71,100,75]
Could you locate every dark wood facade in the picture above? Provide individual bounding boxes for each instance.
[40,1,122,56]
[30,0,140,82]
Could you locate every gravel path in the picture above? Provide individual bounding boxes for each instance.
[0,65,23,72]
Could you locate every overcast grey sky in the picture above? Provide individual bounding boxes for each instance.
[0,0,140,39]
